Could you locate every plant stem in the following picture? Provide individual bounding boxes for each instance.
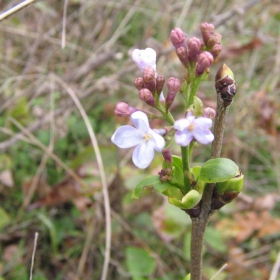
[181,146,191,192]
[190,93,231,280]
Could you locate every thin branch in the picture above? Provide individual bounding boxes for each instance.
[52,74,111,280]
[0,0,37,22]
[61,0,69,49]
[29,232,39,280]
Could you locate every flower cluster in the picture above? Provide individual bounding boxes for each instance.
[111,41,217,168]
[170,23,223,76]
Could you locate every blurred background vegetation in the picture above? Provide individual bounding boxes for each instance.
[0,0,280,279]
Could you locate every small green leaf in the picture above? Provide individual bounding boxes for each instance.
[169,190,201,209]
[199,158,239,183]
[216,173,244,194]
[162,155,184,190]
[193,96,203,116]
[132,175,161,199]
[190,166,201,181]
[125,247,155,277]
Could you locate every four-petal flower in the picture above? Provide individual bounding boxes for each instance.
[111,111,165,169]
[132,48,157,73]
[174,112,214,146]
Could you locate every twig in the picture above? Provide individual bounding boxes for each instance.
[29,232,39,280]
[269,250,280,280]
[52,74,111,280]
[0,0,37,22]
[210,263,227,280]
[61,0,69,49]
[190,93,232,279]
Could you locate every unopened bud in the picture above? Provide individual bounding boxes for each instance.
[203,107,216,119]
[170,28,186,49]
[206,33,222,48]
[166,77,181,109]
[195,51,213,76]
[115,102,138,117]
[215,64,237,106]
[143,67,156,93]
[156,75,165,94]
[139,88,156,107]
[134,77,144,90]
[176,46,189,67]
[162,146,172,165]
[210,44,223,59]
[187,37,202,62]
[200,22,215,44]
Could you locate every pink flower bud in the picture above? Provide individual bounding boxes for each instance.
[142,67,155,82]
[176,46,189,67]
[162,146,172,165]
[170,28,187,49]
[206,33,222,48]
[156,75,165,94]
[195,51,213,76]
[115,102,138,117]
[200,22,215,44]
[142,67,156,93]
[210,44,223,59]
[139,88,156,107]
[166,77,181,110]
[203,107,216,119]
[187,37,202,62]
[134,77,144,90]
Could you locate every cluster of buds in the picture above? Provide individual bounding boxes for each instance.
[134,62,181,111]
[215,64,238,106]
[170,23,223,76]
[200,22,223,60]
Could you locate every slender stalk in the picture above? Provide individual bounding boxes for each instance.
[190,93,231,280]
[181,146,191,192]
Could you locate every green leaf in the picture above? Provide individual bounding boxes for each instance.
[162,155,184,190]
[0,207,11,230]
[193,96,203,116]
[132,175,183,199]
[199,158,239,183]
[125,247,155,278]
[132,175,160,199]
[169,190,201,209]
[216,173,244,194]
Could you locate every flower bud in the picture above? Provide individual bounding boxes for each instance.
[195,51,213,76]
[162,146,172,165]
[210,44,223,59]
[170,28,186,49]
[134,77,144,90]
[139,88,156,107]
[215,64,237,106]
[143,67,156,93]
[200,22,215,44]
[176,46,189,67]
[166,77,181,110]
[206,33,222,48]
[187,37,202,62]
[212,171,244,210]
[203,107,216,119]
[115,102,138,117]
[156,75,165,94]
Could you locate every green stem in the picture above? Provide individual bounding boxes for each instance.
[181,146,191,192]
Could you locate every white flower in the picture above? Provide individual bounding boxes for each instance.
[111,111,165,169]
[174,112,214,146]
[132,48,157,73]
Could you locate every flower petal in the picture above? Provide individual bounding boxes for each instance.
[130,111,150,134]
[111,125,143,148]
[150,130,165,151]
[175,130,193,146]
[132,141,155,169]
[174,118,191,131]
[132,48,157,72]
[193,117,213,129]
[193,126,214,144]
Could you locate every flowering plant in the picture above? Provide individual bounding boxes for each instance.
[111,23,243,279]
